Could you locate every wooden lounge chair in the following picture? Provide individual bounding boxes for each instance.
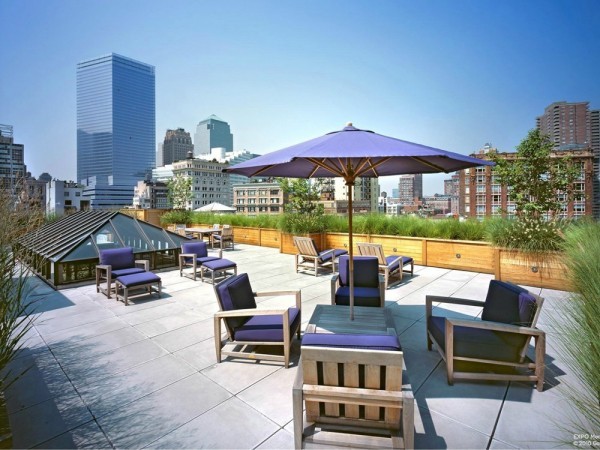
[213,224,234,250]
[293,332,414,449]
[293,236,347,277]
[331,255,385,307]
[213,273,301,368]
[426,280,546,391]
[357,242,414,289]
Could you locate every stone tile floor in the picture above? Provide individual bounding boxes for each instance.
[4,244,592,449]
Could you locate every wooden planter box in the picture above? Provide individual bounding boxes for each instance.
[259,229,281,248]
[323,232,369,255]
[497,249,570,291]
[232,227,260,246]
[425,239,495,274]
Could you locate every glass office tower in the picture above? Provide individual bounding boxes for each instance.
[194,115,233,156]
[77,53,155,208]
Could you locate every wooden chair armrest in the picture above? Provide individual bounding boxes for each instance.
[215,308,289,318]
[210,249,223,258]
[319,248,334,260]
[96,264,110,271]
[179,253,195,258]
[254,290,302,309]
[426,295,486,308]
[446,317,545,336]
[387,256,402,267]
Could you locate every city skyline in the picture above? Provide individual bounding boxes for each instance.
[2,0,600,195]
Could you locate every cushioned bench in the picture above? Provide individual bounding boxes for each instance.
[115,272,162,306]
[201,258,237,284]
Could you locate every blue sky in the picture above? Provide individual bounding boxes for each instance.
[2,0,600,195]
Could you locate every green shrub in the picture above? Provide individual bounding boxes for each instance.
[160,209,193,226]
[486,217,567,252]
[551,222,600,438]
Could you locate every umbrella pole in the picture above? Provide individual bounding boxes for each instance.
[347,180,354,321]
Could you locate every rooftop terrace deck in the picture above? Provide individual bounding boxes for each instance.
[6,244,589,449]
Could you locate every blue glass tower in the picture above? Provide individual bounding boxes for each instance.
[77,53,155,208]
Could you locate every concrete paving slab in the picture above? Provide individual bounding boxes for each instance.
[97,373,231,448]
[173,338,219,371]
[34,307,116,336]
[237,365,299,426]
[133,308,210,338]
[4,350,74,414]
[42,316,131,347]
[147,396,279,449]
[32,420,112,449]
[256,429,294,449]
[151,317,214,352]
[201,356,285,395]
[415,364,508,436]
[9,390,95,449]
[76,354,196,418]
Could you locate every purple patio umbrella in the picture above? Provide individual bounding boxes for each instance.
[224,123,493,319]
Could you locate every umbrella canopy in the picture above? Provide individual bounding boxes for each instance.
[225,124,494,319]
[195,202,236,213]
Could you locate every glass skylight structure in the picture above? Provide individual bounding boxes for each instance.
[15,211,188,288]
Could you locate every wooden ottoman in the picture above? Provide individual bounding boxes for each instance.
[115,272,162,305]
[200,258,237,284]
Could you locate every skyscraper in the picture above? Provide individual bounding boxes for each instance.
[194,115,233,156]
[397,174,423,204]
[536,101,600,218]
[161,128,193,165]
[0,124,26,193]
[77,53,155,208]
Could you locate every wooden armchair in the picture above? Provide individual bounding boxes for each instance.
[331,255,385,307]
[293,333,414,449]
[213,224,234,250]
[426,280,546,391]
[213,273,301,368]
[357,243,413,289]
[293,236,347,277]
[96,247,149,298]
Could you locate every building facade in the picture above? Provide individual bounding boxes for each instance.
[233,182,286,215]
[46,180,88,215]
[194,115,233,156]
[536,101,600,218]
[171,158,229,210]
[0,124,26,193]
[161,128,193,165]
[197,148,259,206]
[77,53,155,208]
[458,149,593,220]
[132,180,169,209]
[397,174,423,205]
[332,177,379,213]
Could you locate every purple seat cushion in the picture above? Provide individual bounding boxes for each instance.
[111,267,146,278]
[194,256,220,265]
[334,286,381,307]
[338,256,379,288]
[99,247,135,270]
[234,308,301,342]
[386,255,413,272]
[116,272,161,287]
[215,274,256,331]
[482,280,527,325]
[318,248,348,263]
[204,258,237,270]
[182,242,208,258]
[302,333,401,351]
[428,316,526,362]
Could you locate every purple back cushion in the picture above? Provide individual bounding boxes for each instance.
[338,256,379,288]
[216,274,257,331]
[517,292,537,326]
[99,247,135,270]
[481,280,527,324]
[182,241,208,258]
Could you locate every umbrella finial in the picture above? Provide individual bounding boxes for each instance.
[346,122,353,127]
